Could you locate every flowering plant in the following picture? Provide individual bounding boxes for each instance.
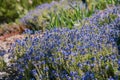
[11,5,120,79]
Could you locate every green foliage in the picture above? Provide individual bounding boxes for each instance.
[0,0,53,23]
[0,56,6,71]
[24,1,89,31]
[24,0,120,31]
[99,14,118,26]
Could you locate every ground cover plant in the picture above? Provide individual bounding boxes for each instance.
[7,5,120,80]
[0,0,120,80]
[20,0,120,31]
[0,0,118,35]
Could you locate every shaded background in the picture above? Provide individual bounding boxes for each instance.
[0,0,59,24]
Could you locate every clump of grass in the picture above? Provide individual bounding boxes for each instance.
[21,0,119,31]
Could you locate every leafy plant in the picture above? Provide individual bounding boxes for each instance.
[21,0,120,31]
[8,5,120,79]
[0,0,54,23]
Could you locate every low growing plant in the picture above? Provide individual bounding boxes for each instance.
[9,7,120,79]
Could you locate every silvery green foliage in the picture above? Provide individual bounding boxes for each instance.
[20,1,58,24]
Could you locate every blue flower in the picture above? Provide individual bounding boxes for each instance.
[29,47,34,55]
[0,50,6,56]
[70,71,78,76]
[118,59,120,65]
[31,69,38,76]
[91,57,96,62]
[108,77,115,80]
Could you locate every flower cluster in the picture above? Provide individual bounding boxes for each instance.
[9,6,120,80]
[74,5,120,52]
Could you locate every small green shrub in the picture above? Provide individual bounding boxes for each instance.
[0,0,54,23]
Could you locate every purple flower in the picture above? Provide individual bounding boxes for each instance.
[0,50,6,56]
[10,5,120,80]
[31,69,38,76]
[118,59,120,65]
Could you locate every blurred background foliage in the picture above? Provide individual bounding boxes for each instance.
[0,0,119,26]
[20,0,120,32]
[0,0,58,24]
